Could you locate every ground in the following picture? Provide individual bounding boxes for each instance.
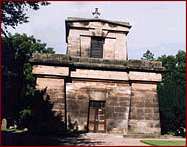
[2,132,186,146]
[55,133,148,146]
[54,133,185,146]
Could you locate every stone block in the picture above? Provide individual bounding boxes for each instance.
[71,69,129,80]
[133,102,144,107]
[114,107,127,113]
[144,100,154,106]
[154,122,161,128]
[136,114,145,120]
[113,112,126,119]
[53,103,64,109]
[67,100,80,111]
[128,119,161,134]
[52,98,64,103]
[117,96,130,101]
[75,91,89,99]
[89,90,107,101]
[130,97,142,103]
[131,90,157,99]
[33,65,69,76]
[80,36,91,57]
[145,108,154,113]
[107,119,128,134]
[137,108,144,114]
[105,106,115,118]
[129,114,136,120]
[145,113,153,120]
[132,83,157,91]
[153,113,160,120]
[36,78,64,90]
[103,38,115,59]
[107,99,119,106]
[119,101,130,107]
[153,107,159,113]
[129,71,162,81]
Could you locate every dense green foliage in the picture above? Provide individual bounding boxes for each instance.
[142,50,186,136]
[157,50,186,135]
[1,0,64,132]
[141,49,155,61]
[3,33,55,123]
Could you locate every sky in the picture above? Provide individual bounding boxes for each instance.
[8,1,186,59]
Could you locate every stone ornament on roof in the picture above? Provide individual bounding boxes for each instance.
[92,8,101,18]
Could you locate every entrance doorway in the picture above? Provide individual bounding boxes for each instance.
[88,100,106,133]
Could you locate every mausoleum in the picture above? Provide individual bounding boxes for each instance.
[30,14,164,136]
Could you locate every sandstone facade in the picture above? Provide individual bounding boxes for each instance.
[30,17,164,135]
[30,54,164,135]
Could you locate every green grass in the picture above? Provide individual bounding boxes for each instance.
[141,140,186,146]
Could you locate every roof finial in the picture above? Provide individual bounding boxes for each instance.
[92,8,100,19]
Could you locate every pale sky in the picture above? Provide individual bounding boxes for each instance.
[9,1,186,59]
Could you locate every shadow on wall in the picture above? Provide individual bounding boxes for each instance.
[27,87,66,134]
[2,87,66,135]
[2,87,93,145]
[16,87,80,134]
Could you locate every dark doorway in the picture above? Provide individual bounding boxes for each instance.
[88,100,106,133]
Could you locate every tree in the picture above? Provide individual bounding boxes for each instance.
[2,33,55,121]
[2,1,49,34]
[141,49,155,61]
[157,50,186,135]
[1,1,53,131]
[1,1,50,121]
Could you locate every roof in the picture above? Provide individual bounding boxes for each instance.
[30,53,165,73]
[65,17,132,42]
[66,17,132,28]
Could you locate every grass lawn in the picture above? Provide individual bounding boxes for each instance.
[141,140,186,146]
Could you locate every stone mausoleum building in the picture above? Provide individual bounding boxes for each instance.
[30,14,164,136]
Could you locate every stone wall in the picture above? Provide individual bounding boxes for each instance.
[66,80,90,131]
[34,75,161,135]
[31,54,163,135]
[106,83,131,134]
[66,80,131,134]
[36,77,65,119]
[128,83,161,134]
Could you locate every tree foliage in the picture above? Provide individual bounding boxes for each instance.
[1,0,54,129]
[141,49,155,61]
[2,1,49,32]
[157,50,186,135]
[141,50,186,135]
[3,33,55,119]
